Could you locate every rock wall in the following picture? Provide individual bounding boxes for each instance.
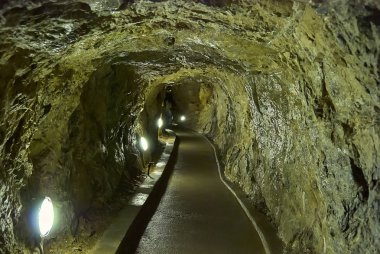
[0,0,378,253]
[188,2,380,253]
[0,2,162,252]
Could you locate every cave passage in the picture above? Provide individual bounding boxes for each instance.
[1,0,379,253]
[127,128,266,254]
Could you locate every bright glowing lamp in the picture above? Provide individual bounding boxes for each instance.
[38,197,54,237]
[157,117,163,128]
[140,137,149,151]
[180,115,186,122]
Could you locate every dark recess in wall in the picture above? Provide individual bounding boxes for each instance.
[350,158,369,201]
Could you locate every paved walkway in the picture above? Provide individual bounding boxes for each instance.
[135,129,265,254]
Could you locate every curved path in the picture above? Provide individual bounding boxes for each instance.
[134,129,266,254]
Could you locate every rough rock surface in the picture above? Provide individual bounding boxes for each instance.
[0,0,379,253]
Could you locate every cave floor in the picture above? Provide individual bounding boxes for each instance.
[132,128,266,254]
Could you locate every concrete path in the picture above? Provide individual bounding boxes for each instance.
[133,129,266,254]
[90,135,176,254]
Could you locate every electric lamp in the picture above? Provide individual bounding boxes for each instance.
[157,118,163,128]
[140,137,149,151]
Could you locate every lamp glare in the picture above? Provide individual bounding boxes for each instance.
[140,137,149,151]
[38,197,54,237]
[157,118,163,128]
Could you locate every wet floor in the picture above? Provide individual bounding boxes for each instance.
[134,129,266,254]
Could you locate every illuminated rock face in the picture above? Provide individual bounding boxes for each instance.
[0,0,379,253]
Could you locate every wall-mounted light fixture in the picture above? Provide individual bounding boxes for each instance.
[157,117,163,128]
[38,197,54,238]
[140,136,149,151]
[32,197,54,253]
[180,115,186,122]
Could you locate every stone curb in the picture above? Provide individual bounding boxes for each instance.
[200,133,284,254]
[201,134,271,254]
[90,131,178,254]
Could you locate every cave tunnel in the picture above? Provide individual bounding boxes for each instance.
[0,0,379,253]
